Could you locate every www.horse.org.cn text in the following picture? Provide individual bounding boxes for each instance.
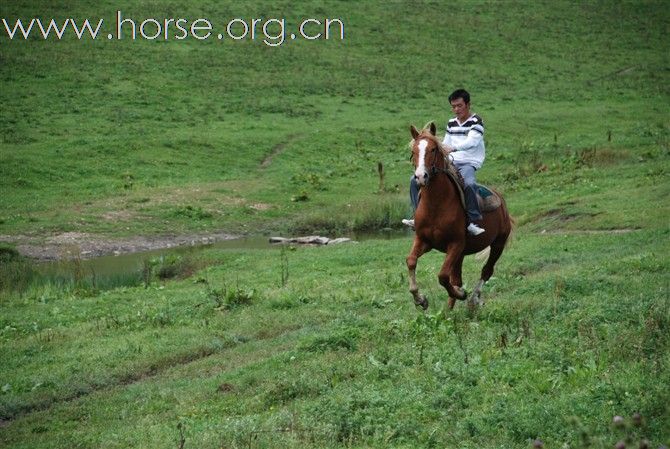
[1,11,345,47]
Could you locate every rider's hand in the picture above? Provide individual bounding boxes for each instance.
[442,144,455,155]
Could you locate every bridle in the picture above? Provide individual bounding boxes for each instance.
[411,139,451,182]
[409,130,466,207]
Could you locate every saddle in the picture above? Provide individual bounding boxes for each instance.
[475,184,502,212]
[444,169,502,213]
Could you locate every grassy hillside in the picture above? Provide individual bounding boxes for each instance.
[1,0,668,237]
[1,0,669,448]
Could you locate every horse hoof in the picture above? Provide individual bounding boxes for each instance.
[414,294,428,310]
[467,294,484,310]
[447,297,456,310]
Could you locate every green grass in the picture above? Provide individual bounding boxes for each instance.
[0,230,668,448]
[1,0,669,448]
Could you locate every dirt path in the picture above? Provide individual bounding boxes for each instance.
[0,231,239,261]
[260,134,301,168]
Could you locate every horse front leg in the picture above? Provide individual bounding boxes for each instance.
[406,237,431,310]
[439,243,467,309]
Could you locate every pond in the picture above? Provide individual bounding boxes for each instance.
[34,230,410,282]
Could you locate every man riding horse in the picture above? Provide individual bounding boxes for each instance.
[404,91,513,310]
[403,89,486,236]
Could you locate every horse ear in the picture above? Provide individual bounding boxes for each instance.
[429,122,437,136]
[410,125,419,139]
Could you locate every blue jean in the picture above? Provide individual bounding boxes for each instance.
[409,162,483,223]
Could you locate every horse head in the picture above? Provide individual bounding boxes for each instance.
[410,122,446,187]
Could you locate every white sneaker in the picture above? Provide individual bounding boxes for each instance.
[401,219,415,228]
[467,223,485,236]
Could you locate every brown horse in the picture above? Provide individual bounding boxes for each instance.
[406,123,513,310]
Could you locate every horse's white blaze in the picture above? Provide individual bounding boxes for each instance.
[415,139,428,185]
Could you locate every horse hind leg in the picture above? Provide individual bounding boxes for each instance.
[470,237,507,306]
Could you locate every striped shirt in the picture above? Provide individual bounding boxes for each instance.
[442,114,486,169]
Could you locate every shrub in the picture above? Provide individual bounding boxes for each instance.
[207,284,256,310]
[145,254,198,281]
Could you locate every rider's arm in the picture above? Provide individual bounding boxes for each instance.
[441,133,454,154]
[451,126,484,152]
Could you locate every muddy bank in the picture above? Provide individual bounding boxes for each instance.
[0,231,239,261]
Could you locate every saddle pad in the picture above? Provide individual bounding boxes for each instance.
[477,185,494,198]
[477,184,501,212]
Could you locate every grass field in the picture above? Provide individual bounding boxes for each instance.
[1,0,667,237]
[1,1,669,448]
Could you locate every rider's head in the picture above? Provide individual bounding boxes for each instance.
[448,89,471,122]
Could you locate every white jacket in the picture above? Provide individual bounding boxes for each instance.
[442,114,485,169]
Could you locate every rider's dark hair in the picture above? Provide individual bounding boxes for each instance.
[448,89,470,104]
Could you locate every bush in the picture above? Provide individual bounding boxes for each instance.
[144,254,198,282]
[207,284,256,310]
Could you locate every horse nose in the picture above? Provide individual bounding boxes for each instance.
[414,171,429,186]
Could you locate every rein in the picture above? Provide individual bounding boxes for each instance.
[412,143,467,209]
[410,135,461,184]
[409,143,450,175]
[427,147,451,176]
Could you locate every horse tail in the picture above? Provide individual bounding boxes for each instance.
[475,247,490,261]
